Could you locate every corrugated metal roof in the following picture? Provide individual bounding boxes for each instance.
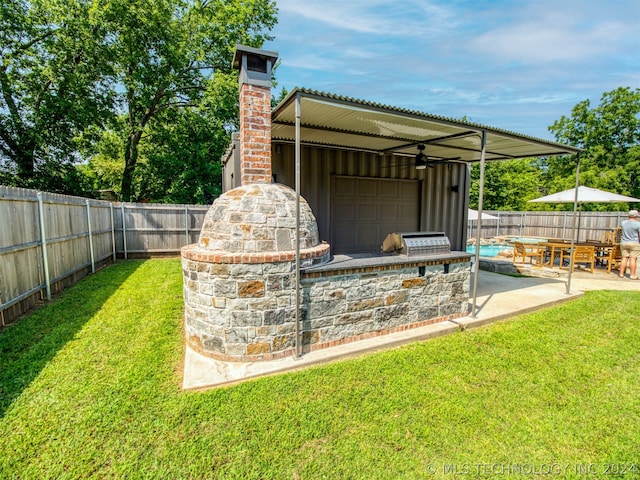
[271,88,581,163]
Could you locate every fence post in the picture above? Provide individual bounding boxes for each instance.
[110,203,116,261]
[86,199,95,273]
[121,203,128,260]
[37,192,51,301]
[185,205,189,245]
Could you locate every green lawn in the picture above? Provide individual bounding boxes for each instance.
[1,259,639,479]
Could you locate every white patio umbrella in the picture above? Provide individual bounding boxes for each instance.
[468,208,499,221]
[528,186,640,240]
[467,209,499,240]
[528,186,640,204]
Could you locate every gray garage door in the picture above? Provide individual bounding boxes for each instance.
[331,176,420,254]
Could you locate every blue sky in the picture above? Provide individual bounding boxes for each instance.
[264,0,640,141]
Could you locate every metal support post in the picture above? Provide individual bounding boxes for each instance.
[185,206,190,245]
[294,92,302,358]
[110,203,116,261]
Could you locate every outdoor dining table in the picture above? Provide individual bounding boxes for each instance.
[539,240,612,269]
[539,241,572,268]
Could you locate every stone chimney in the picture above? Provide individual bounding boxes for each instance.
[232,44,279,185]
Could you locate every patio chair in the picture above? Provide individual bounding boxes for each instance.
[591,229,615,266]
[603,227,623,273]
[606,244,622,274]
[560,245,595,273]
[601,230,616,244]
[512,241,544,267]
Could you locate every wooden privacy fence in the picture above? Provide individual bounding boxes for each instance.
[0,185,632,326]
[0,186,208,325]
[467,210,627,243]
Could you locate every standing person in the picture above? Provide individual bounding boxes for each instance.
[619,209,640,279]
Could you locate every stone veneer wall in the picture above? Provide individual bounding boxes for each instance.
[182,254,470,362]
[197,184,320,254]
[182,243,331,360]
[183,182,332,362]
[182,256,300,360]
[300,261,470,353]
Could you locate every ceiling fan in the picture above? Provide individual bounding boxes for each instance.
[415,144,428,169]
[379,144,463,170]
[414,144,462,169]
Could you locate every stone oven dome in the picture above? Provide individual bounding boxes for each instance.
[198,183,320,253]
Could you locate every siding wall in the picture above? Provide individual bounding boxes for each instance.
[271,144,471,251]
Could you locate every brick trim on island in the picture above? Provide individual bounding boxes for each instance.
[181,242,331,264]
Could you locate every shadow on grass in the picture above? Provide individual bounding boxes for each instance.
[0,261,142,418]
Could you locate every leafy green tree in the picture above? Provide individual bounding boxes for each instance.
[0,0,114,193]
[133,108,226,203]
[94,0,277,201]
[272,86,289,109]
[77,126,126,195]
[2,0,277,201]
[469,159,542,211]
[471,87,640,212]
[541,86,640,210]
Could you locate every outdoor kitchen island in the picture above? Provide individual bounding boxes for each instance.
[181,185,472,363]
[182,44,473,364]
[298,250,472,356]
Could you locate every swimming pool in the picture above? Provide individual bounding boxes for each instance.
[506,236,547,244]
[466,245,512,257]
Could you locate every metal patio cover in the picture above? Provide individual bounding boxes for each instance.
[271,87,583,319]
[271,88,581,162]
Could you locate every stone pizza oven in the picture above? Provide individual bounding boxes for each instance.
[181,45,329,361]
[196,183,320,256]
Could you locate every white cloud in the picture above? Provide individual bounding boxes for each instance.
[473,0,637,64]
[276,0,455,37]
[472,18,635,63]
[277,0,399,34]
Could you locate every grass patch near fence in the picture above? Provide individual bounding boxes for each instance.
[1,259,639,479]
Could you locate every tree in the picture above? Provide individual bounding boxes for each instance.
[133,108,226,203]
[470,87,640,212]
[94,0,277,201]
[2,0,277,201]
[469,159,542,211]
[0,0,114,193]
[543,86,640,210]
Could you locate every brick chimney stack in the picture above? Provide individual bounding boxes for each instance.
[232,45,279,185]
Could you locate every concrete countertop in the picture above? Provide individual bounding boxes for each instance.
[302,251,472,273]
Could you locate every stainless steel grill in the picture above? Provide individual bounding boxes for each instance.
[399,232,450,256]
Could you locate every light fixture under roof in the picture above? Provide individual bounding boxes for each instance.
[415,144,427,169]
